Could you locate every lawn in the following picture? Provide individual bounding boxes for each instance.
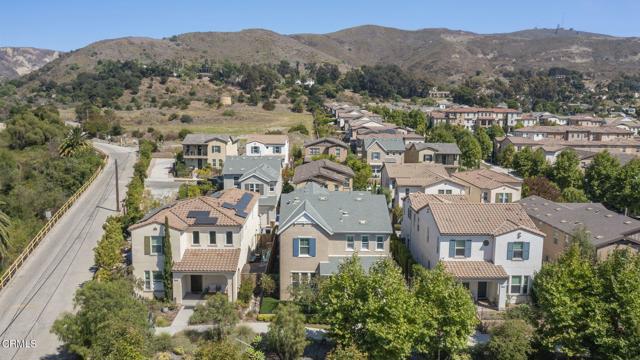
[260,297,279,314]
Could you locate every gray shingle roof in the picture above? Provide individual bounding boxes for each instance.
[364,138,406,152]
[222,156,282,182]
[182,133,236,145]
[303,137,349,148]
[518,196,640,247]
[277,183,392,235]
[319,255,389,275]
[410,142,461,155]
[292,160,354,185]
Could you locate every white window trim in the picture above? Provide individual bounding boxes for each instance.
[150,236,163,255]
[291,271,316,288]
[454,239,466,258]
[509,275,530,295]
[298,238,311,257]
[361,235,370,251]
[225,231,234,246]
[346,235,355,251]
[376,235,385,251]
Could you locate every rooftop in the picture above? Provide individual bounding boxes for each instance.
[292,159,354,185]
[407,193,470,212]
[304,137,349,148]
[443,261,508,280]
[452,169,522,190]
[222,156,282,182]
[363,137,406,152]
[246,134,289,145]
[408,142,462,154]
[174,249,240,273]
[182,133,236,145]
[518,195,640,247]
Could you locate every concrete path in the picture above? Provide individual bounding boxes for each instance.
[145,158,181,199]
[0,142,137,360]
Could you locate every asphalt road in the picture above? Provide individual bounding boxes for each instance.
[0,142,137,360]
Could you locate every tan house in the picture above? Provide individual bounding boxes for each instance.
[363,138,406,177]
[518,196,640,262]
[452,169,522,204]
[277,183,392,300]
[404,142,461,167]
[303,137,349,162]
[129,189,261,304]
[182,134,238,169]
[292,159,354,191]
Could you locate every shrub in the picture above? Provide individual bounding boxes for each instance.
[154,333,173,352]
[222,109,235,117]
[256,314,275,322]
[168,113,179,121]
[262,101,276,111]
[288,123,309,135]
[155,316,170,327]
[180,114,193,123]
[238,280,255,305]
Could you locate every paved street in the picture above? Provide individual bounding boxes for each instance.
[145,157,182,199]
[0,142,137,360]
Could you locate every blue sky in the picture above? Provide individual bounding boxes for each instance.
[1,0,638,51]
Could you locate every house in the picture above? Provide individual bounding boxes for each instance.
[512,126,634,142]
[404,142,461,167]
[356,132,425,149]
[495,135,640,159]
[401,193,544,309]
[362,138,406,177]
[221,156,283,228]
[565,115,604,127]
[245,134,290,165]
[292,159,354,191]
[518,196,640,262]
[303,137,349,163]
[129,189,261,303]
[452,169,522,203]
[277,183,392,300]
[380,163,467,207]
[182,134,238,169]
[434,107,522,131]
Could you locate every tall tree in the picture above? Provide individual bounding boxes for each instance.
[513,147,547,178]
[550,149,582,190]
[522,176,562,201]
[483,318,534,360]
[59,127,90,157]
[458,133,482,169]
[163,216,173,301]
[0,201,11,261]
[266,303,308,360]
[561,187,588,203]
[497,143,516,168]
[613,158,640,216]
[475,127,493,160]
[412,264,478,359]
[583,151,620,205]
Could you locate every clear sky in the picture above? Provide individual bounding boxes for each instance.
[1,0,638,51]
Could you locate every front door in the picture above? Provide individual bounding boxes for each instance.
[197,159,203,169]
[191,275,203,293]
[477,281,487,300]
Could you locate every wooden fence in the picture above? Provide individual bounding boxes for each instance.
[0,150,109,291]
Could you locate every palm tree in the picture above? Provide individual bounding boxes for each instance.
[58,127,90,157]
[0,201,11,260]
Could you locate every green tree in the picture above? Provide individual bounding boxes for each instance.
[427,125,456,143]
[266,303,308,360]
[475,128,493,161]
[319,256,417,359]
[583,151,620,205]
[458,133,482,169]
[162,216,173,301]
[483,319,534,360]
[346,155,372,190]
[512,147,547,178]
[412,264,478,359]
[94,216,125,281]
[486,124,505,140]
[195,340,243,360]
[259,274,276,296]
[90,320,148,360]
[0,201,11,261]
[550,149,582,190]
[522,176,562,201]
[613,158,640,216]
[561,187,588,202]
[59,127,90,157]
[326,343,368,360]
[497,143,516,168]
[190,293,239,340]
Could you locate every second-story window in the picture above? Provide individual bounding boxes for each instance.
[209,231,216,245]
[251,146,260,154]
[273,146,282,154]
[346,235,354,251]
[423,154,433,162]
[150,236,163,254]
[309,147,320,155]
[372,152,381,161]
[226,231,233,245]
[211,145,221,153]
[269,183,275,192]
[455,240,466,257]
[335,148,341,157]
[512,242,524,259]
[361,235,369,250]
[192,231,200,245]
[299,238,310,256]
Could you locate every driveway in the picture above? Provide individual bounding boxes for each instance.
[0,142,137,360]
[145,158,182,199]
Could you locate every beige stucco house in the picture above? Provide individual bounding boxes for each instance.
[362,138,406,178]
[277,183,392,300]
[129,189,261,304]
[452,169,522,204]
[292,159,354,191]
[182,134,238,169]
[404,142,461,168]
[303,137,349,163]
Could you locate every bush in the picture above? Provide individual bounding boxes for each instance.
[262,101,276,111]
[178,128,192,140]
[180,114,193,123]
[154,333,173,352]
[288,123,309,135]
[238,280,255,305]
[168,113,179,121]
[222,109,235,117]
[256,314,275,322]
[155,317,170,327]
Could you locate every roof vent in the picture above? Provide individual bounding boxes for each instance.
[560,220,568,223]
[586,207,593,211]
[555,208,561,211]
[543,202,549,206]
[624,220,632,224]
[545,213,552,217]
[359,219,367,225]
[319,196,327,201]
[605,214,613,218]
[574,221,582,225]
[355,197,362,201]
[596,235,604,239]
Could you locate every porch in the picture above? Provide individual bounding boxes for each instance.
[442,260,509,310]
[173,272,236,305]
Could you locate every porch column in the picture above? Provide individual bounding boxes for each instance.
[227,274,235,302]
[497,279,508,310]
[173,273,183,305]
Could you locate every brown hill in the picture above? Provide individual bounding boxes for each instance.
[27,26,640,83]
[0,47,60,79]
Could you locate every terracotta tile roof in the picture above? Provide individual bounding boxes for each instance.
[129,189,258,231]
[443,261,508,280]
[384,163,451,179]
[452,169,522,190]
[429,203,544,237]
[407,193,469,212]
[173,249,240,272]
[514,125,632,135]
[246,134,288,145]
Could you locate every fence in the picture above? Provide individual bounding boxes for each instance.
[0,150,109,291]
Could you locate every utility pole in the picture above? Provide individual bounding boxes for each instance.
[115,159,120,212]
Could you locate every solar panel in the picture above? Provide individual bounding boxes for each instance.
[236,193,253,212]
[236,210,248,218]
[194,216,218,225]
[222,202,235,210]
[187,211,209,218]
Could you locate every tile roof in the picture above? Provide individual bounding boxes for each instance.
[384,162,451,179]
[182,133,236,145]
[452,169,522,190]
[173,249,240,272]
[407,193,470,212]
[518,195,640,247]
[443,261,508,280]
[514,125,632,135]
[129,189,258,231]
[292,159,354,185]
[246,134,288,145]
[499,135,640,148]
[409,142,461,154]
[429,203,543,237]
[363,138,407,152]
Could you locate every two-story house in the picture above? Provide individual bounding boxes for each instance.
[404,142,461,167]
[292,159,354,191]
[401,193,544,309]
[129,189,261,303]
[380,163,468,208]
[182,134,239,169]
[222,156,283,229]
[277,183,392,300]
[303,137,349,163]
[452,169,522,203]
[362,138,406,177]
[245,134,290,165]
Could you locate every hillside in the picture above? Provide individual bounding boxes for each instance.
[0,47,60,79]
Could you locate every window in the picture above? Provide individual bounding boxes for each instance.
[346,235,355,251]
[226,231,233,245]
[269,183,275,192]
[233,176,240,188]
[510,276,530,294]
[496,192,512,203]
[445,189,452,194]
[247,183,262,193]
[462,282,470,290]
[209,231,216,245]
[291,272,316,288]
[309,147,320,155]
[251,146,260,154]
[153,271,163,290]
[151,236,163,254]
[372,152,381,161]
[144,271,152,290]
[438,189,445,194]
[512,242,524,259]
[455,240,466,257]
[299,238,310,256]
[335,148,341,157]
[405,188,410,196]
[273,146,282,154]
[376,235,384,250]
[211,145,221,153]
[361,235,369,250]
[192,231,200,245]
[423,154,433,162]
